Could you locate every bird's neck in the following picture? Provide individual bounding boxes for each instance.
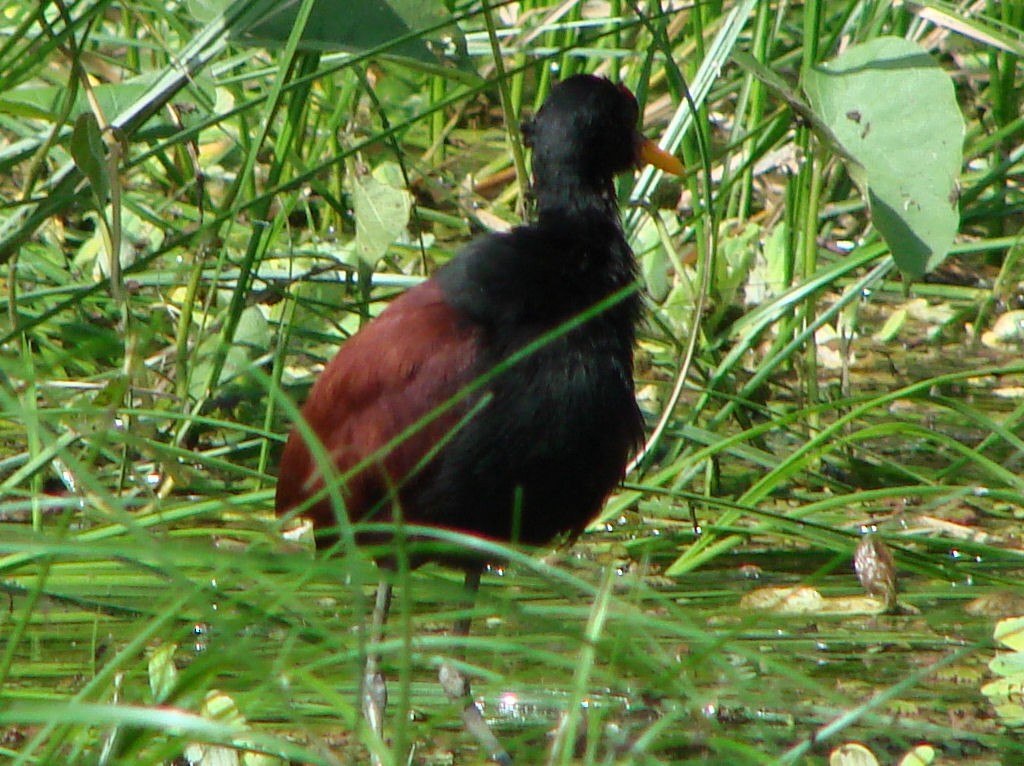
[533,172,622,228]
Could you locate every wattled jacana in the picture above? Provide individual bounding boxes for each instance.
[275,74,683,764]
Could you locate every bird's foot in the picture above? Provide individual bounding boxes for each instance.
[439,661,512,765]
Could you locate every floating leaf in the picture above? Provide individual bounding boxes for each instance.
[741,585,894,616]
[983,618,1024,727]
[740,585,823,613]
[898,745,936,766]
[991,652,1024,678]
[995,616,1024,652]
[984,309,1024,347]
[966,591,1024,616]
[981,675,1024,727]
[803,37,963,280]
[829,742,879,766]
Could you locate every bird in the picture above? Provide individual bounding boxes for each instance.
[275,73,684,765]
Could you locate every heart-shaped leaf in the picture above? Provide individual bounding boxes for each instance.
[803,37,964,280]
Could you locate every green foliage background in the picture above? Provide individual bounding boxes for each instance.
[0,1,1023,764]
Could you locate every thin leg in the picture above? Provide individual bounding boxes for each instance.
[363,578,392,760]
[437,569,512,766]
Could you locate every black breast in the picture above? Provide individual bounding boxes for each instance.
[418,217,644,546]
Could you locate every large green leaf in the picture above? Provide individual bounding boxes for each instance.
[803,37,964,280]
[194,0,467,68]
